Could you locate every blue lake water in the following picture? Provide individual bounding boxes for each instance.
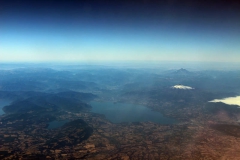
[0,99,12,115]
[47,120,69,129]
[90,101,177,124]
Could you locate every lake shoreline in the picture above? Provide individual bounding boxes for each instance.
[89,101,177,124]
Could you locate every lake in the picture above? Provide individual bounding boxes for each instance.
[0,99,12,115]
[47,120,69,129]
[209,96,240,107]
[90,101,177,124]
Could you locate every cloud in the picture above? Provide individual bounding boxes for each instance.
[209,96,240,107]
[171,85,194,90]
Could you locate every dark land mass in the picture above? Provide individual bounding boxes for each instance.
[3,92,95,114]
[46,119,93,148]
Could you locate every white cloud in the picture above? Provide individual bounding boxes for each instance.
[171,85,194,90]
[209,96,240,107]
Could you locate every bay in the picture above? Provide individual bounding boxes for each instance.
[0,99,12,115]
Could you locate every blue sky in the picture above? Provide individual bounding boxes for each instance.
[1,0,240,62]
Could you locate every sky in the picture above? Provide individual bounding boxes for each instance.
[1,0,240,62]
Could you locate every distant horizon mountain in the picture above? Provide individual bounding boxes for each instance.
[172,68,191,75]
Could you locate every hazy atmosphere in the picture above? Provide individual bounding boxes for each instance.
[1,0,240,62]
